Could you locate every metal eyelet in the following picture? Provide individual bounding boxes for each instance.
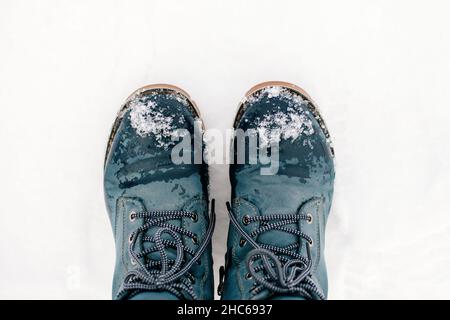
[245,272,252,280]
[192,235,199,245]
[129,211,136,222]
[191,213,198,222]
[307,213,313,224]
[309,239,314,247]
[239,238,246,247]
[130,258,137,265]
[128,234,134,244]
[242,215,250,225]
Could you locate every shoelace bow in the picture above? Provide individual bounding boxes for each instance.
[117,200,215,300]
[225,201,325,300]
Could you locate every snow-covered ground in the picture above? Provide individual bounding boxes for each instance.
[1,0,450,299]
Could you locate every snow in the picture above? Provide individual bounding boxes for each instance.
[128,99,177,148]
[246,86,316,148]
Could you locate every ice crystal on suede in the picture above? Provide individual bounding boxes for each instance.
[129,99,180,149]
[247,86,315,149]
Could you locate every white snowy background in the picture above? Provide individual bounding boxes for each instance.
[1,0,450,299]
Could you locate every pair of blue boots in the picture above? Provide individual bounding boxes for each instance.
[104,82,335,300]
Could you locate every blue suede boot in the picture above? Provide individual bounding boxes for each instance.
[219,82,335,300]
[104,84,215,300]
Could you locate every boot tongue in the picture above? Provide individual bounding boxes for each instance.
[246,178,303,248]
[142,218,183,267]
[256,206,298,248]
[130,291,179,300]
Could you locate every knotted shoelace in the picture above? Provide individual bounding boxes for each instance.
[226,201,325,300]
[117,200,215,300]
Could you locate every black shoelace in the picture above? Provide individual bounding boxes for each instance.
[224,201,325,300]
[117,200,215,300]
